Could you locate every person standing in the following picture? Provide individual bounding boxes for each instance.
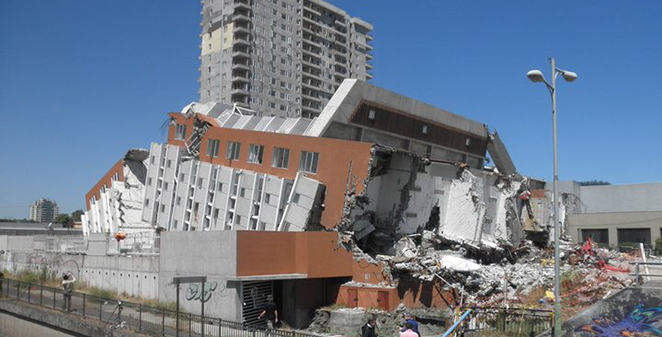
[400,322,418,337]
[0,272,4,297]
[62,272,76,312]
[362,316,378,337]
[400,313,419,336]
[258,295,279,330]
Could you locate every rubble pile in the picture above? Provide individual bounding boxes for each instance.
[348,230,651,315]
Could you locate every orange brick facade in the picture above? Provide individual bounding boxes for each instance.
[167,113,374,229]
[85,159,124,210]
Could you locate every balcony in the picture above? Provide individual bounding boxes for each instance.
[231,95,249,104]
[301,80,320,91]
[233,0,250,11]
[231,71,250,83]
[366,63,373,70]
[302,36,321,48]
[302,26,319,36]
[302,58,321,69]
[302,69,323,82]
[302,90,321,102]
[232,61,250,71]
[302,15,321,28]
[366,73,373,80]
[302,5,322,17]
[232,11,251,23]
[234,25,250,35]
[234,33,251,46]
[232,49,250,59]
[231,86,249,96]
[366,34,373,41]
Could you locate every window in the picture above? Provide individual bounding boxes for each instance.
[265,193,271,204]
[175,124,187,140]
[272,147,290,169]
[293,193,301,204]
[248,144,264,164]
[147,178,153,186]
[161,204,166,213]
[167,159,172,168]
[145,199,150,207]
[240,188,247,198]
[299,151,319,174]
[226,141,241,160]
[197,178,203,189]
[164,182,169,191]
[207,139,220,157]
[217,182,223,192]
[173,220,178,229]
[194,202,200,213]
[176,196,182,206]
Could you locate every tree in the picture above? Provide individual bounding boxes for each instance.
[71,210,84,222]
[54,214,73,228]
[655,236,662,256]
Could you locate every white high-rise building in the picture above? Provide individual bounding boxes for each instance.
[198,0,373,118]
[29,198,59,223]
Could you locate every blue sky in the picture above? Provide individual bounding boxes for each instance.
[1,1,661,218]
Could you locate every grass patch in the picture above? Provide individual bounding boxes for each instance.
[142,299,178,311]
[86,286,117,300]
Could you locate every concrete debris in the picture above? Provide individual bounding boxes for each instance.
[308,306,449,337]
[393,237,417,262]
[438,255,481,273]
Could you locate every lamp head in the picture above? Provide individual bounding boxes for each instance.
[561,71,578,82]
[527,70,545,83]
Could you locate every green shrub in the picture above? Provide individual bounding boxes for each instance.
[17,270,42,284]
[655,236,662,256]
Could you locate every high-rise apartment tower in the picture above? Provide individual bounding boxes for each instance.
[29,198,59,223]
[198,0,373,118]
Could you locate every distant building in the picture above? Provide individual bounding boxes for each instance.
[565,182,662,249]
[29,199,59,223]
[198,0,373,118]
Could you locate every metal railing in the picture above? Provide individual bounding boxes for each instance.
[33,235,87,253]
[106,232,161,255]
[0,279,319,337]
[630,262,662,283]
[458,307,553,337]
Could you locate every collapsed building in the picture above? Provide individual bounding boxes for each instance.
[82,149,151,236]
[78,79,561,327]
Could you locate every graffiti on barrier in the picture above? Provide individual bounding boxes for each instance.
[575,303,662,336]
[185,281,221,303]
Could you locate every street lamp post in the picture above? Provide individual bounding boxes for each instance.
[527,58,577,337]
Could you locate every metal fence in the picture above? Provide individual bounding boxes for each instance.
[458,307,553,337]
[106,232,160,255]
[631,262,662,284]
[0,278,318,337]
[33,235,87,253]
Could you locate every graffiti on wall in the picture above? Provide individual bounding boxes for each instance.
[185,281,223,303]
[575,304,662,336]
